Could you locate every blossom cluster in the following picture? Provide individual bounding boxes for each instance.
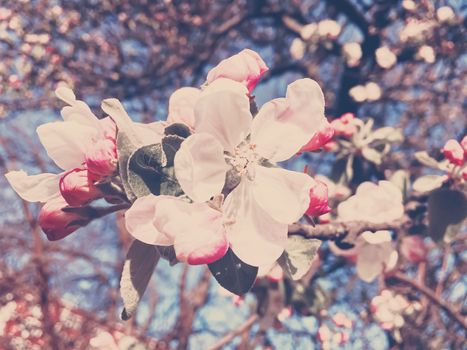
[5,49,332,272]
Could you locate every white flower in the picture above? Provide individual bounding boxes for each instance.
[338,181,404,224]
[436,6,455,23]
[402,0,416,11]
[349,85,367,102]
[318,19,341,38]
[399,20,433,42]
[300,23,318,40]
[417,45,436,63]
[356,231,398,282]
[375,47,397,69]
[172,78,324,266]
[342,42,362,67]
[167,87,201,129]
[371,290,409,329]
[290,38,306,59]
[365,82,382,101]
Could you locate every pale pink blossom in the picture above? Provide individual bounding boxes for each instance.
[342,42,362,67]
[442,139,464,166]
[266,264,284,282]
[206,49,268,93]
[338,181,404,224]
[317,20,341,38]
[436,6,455,23]
[290,38,306,60]
[167,87,201,129]
[371,290,409,330]
[332,312,352,328]
[59,168,102,207]
[170,78,324,266]
[300,23,318,40]
[375,47,397,69]
[317,324,331,342]
[402,0,416,11]
[400,235,427,263]
[417,45,436,64]
[125,195,229,265]
[315,175,351,200]
[306,178,331,217]
[331,113,358,137]
[299,118,334,152]
[38,196,88,241]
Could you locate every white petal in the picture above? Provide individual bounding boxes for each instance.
[356,244,384,282]
[174,133,228,202]
[55,87,76,105]
[251,78,326,162]
[124,195,174,246]
[5,170,60,202]
[361,230,392,245]
[61,101,99,128]
[224,180,288,267]
[252,166,313,224]
[133,122,165,146]
[194,78,251,153]
[167,87,200,128]
[37,121,97,170]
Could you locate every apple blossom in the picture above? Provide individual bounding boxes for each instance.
[317,324,331,342]
[338,181,404,224]
[417,45,436,64]
[402,0,416,11]
[171,78,325,266]
[38,196,89,241]
[442,139,464,166]
[332,312,352,328]
[306,178,331,217]
[371,290,409,330]
[59,168,102,207]
[436,6,455,23]
[375,47,397,69]
[299,118,334,153]
[365,82,382,101]
[206,49,268,93]
[461,135,467,152]
[300,23,318,40]
[317,19,341,39]
[166,87,201,129]
[400,235,427,263]
[290,38,306,60]
[331,113,358,137]
[342,42,362,67]
[349,85,367,102]
[399,20,433,42]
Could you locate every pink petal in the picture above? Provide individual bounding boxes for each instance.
[5,170,60,202]
[252,166,313,224]
[224,180,288,267]
[167,87,200,129]
[206,49,268,93]
[174,133,228,202]
[194,78,252,153]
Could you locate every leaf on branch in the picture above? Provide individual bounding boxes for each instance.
[428,188,466,242]
[120,240,160,320]
[127,143,167,198]
[278,236,321,281]
[414,151,440,169]
[413,174,446,193]
[156,245,179,266]
[389,170,410,200]
[208,248,258,296]
[116,130,137,202]
[164,123,191,138]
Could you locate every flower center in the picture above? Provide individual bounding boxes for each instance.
[227,142,258,181]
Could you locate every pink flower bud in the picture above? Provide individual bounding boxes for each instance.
[306,179,331,217]
[442,139,464,166]
[206,49,268,93]
[85,138,117,177]
[59,168,102,207]
[323,140,338,152]
[300,119,335,153]
[461,135,467,153]
[38,196,88,241]
[400,235,427,263]
[331,113,358,137]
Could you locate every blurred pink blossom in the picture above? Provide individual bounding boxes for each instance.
[400,235,427,263]
[442,139,464,166]
[371,290,409,330]
[306,178,331,217]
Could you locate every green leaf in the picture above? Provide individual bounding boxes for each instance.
[428,188,467,242]
[164,123,191,138]
[155,245,179,266]
[345,154,354,182]
[120,240,160,320]
[162,135,184,167]
[278,236,321,280]
[413,174,446,193]
[127,144,167,198]
[368,127,403,143]
[208,248,258,296]
[116,130,138,202]
[415,151,440,169]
